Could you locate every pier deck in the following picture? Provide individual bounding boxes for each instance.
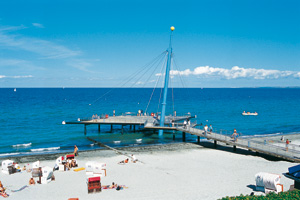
[178,126,300,162]
[64,115,300,162]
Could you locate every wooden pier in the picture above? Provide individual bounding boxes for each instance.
[63,115,194,135]
[64,115,300,162]
[176,126,300,163]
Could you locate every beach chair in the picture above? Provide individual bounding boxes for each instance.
[32,161,41,177]
[55,156,64,165]
[66,154,75,160]
[283,164,300,190]
[85,161,95,176]
[1,160,14,175]
[93,163,106,177]
[255,172,283,193]
[66,154,78,168]
[41,166,53,184]
[87,176,101,193]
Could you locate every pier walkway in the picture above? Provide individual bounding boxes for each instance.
[176,126,300,162]
[64,115,300,162]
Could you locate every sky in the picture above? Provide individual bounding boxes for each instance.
[0,0,300,88]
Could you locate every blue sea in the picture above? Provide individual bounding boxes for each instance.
[0,88,299,157]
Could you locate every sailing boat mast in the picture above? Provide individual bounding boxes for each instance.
[159,26,175,136]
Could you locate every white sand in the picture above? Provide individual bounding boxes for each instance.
[0,145,295,200]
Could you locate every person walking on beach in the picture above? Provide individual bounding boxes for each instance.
[286,139,290,151]
[74,145,78,156]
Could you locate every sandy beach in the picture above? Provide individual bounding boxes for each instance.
[0,141,297,200]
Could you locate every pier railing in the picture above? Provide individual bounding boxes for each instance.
[178,126,300,161]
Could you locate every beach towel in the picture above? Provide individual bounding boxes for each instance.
[73,167,85,172]
[11,185,28,192]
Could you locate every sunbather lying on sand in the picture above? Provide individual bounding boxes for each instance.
[102,182,128,190]
[109,182,117,189]
[118,158,129,164]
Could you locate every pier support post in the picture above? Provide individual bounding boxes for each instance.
[122,125,124,135]
[214,140,217,148]
[173,130,175,140]
[84,124,87,135]
[111,125,113,132]
[182,132,186,142]
[98,124,100,133]
[133,125,136,132]
[233,145,236,151]
[130,125,132,130]
[197,136,200,143]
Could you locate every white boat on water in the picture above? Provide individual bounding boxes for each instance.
[242,112,258,116]
[14,88,16,92]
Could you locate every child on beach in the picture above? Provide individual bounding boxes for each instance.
[29,178,35,185]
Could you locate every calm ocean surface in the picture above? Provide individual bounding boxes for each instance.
[0,88,299,157]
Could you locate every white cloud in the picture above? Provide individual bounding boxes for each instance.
[0,24,96,73]
[170,66,299,80]
[0,32,80,59]
[0,25,82,60]
[135,81,143,85]
[67,59,93,73]
[0,75,33,79]
[32,23,44,28]
[0,58,46,70]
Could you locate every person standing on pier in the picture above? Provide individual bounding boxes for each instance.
[183,120,187,129]
[232,129,238,142]
[113,110,115,117]
[204,125,208,135]
[286,139,290,151]
[209,124,213,133]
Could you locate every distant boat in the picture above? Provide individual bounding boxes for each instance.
[242,111,258,116]
[14,88,16,92]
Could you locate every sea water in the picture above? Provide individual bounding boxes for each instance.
[0,88,299,157]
